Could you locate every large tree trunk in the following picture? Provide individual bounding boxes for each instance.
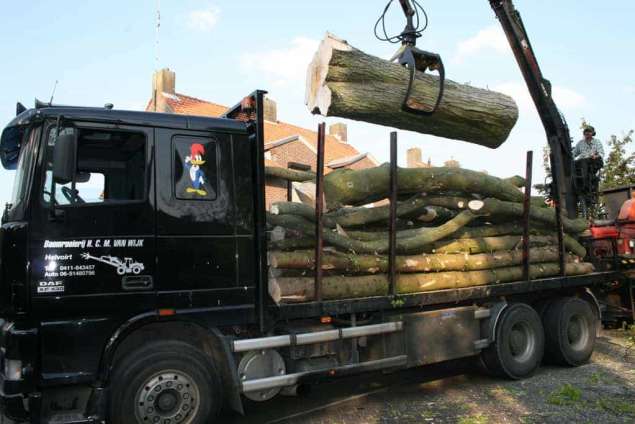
[270,262,594,303]
[305,33,519,148]
[324,165,524,208]
[269,246,563,274]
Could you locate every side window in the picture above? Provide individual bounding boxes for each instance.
[173,136,218,200]
[43,127,146,205]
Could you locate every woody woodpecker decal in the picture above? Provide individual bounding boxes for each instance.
[184,143,207,196]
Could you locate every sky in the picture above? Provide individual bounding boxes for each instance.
[1,0,634,205]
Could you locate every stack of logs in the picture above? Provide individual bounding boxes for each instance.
[266,165,594,304]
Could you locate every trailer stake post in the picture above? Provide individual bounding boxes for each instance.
[314,123,326,303]
[389,132,399,297]
[522,151,533,281]
[549,142,567,276]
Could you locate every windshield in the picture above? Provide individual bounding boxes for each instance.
[9,126,39,208]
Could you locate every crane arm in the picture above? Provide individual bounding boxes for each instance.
[489,0,578,218]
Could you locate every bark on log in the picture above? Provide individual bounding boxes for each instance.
[324,165,523,208]
[504,175,526,188]
[269,237,316,251]
[451,223,586,257]
[265,166,315,182]
[305,33,518,148]
[421,196,588,234]
[271,196,432,228]
[267,209,478,254]
[270,262,594,302]
[430,235,555,254]
[269,246,563,274]
[269,225,587,258]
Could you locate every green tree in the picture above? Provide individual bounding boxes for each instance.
[600,130,635,190]
[533,145,552,199]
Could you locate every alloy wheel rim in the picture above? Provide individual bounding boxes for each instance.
[509,321,535,362]
[567,314,590,351]
[135,370,200,424]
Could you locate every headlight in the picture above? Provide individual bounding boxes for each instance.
[4,359,22,381]
[629,240,635,248]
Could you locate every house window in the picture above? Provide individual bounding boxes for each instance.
[173,136,218,200]
[43,127,146,205]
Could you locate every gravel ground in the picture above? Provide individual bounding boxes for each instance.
[268,330,635,424]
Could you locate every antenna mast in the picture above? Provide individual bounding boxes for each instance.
[154,0,161,111]
[49,80,59,104]
[155,0,161,69]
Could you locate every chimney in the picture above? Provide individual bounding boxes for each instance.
[329,123,348,143]
[444,158,460,168]
[152,68,176,112]
[407,147,423,168]
[264,98,277,122]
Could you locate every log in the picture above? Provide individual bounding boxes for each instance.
[504,175,526,188]
[270,224,586,257]
[452,223,586,257]
[267,209,478,254]
[271,196,432,228]
[421,196,588,234]
[305,33,519,148]
[269,246,564,274]
[265,166,315,182]
[270,262,594,302]
[430,235,555,254]
[324,165,523,208]
[269,237,316,251]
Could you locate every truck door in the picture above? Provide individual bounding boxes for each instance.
[155,128,253,314]
[30,122,156,315]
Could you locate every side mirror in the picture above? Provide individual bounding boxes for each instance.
[52,129,77,185]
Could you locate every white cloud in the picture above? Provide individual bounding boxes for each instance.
[453,25,509,64]
[552,86,586,109]
[493,81,534,111]
[240,37,319,85]
[493,81,586,114]
[187,7,220,32]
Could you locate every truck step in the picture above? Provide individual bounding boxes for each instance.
[47,412,93,424]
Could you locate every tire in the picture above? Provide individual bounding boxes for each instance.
[109,340,222,424]
[481,303,545,380]
[543,297,596,366]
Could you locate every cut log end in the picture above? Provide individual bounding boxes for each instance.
[305,33,352,115]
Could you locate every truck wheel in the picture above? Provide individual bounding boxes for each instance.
[481,303,544,379]
[543,297,596,366]
[109,340,222,424]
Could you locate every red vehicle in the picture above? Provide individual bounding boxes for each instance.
[587,186,635,324]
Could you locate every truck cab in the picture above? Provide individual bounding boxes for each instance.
[0,101,258,422]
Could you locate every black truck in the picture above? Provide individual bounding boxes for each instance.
[0,91,620,423]
[0,1,627,422]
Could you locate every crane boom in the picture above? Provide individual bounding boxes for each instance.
[489,0,578,219]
